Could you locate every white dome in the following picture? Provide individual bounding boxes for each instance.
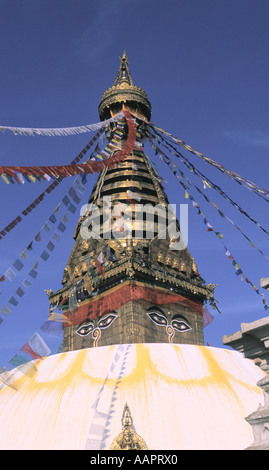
[0,343,265,450]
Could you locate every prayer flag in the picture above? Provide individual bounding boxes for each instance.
[8,296,18,307]
[22,278,32,289]
[68,203,77,214]
[0,305,12,316]
[57,222,66,233]
[9,354,29,367]
[202,307,214,327]
[81,173,87,185]
[13,258,24,272]
[127,189,141,202]
[235,268,243,276]
[20,249,28,260]
[53,203,60,214]
[29,269,38,279]
[95,252,105,275]
[62,195,70,206]
[73,178,86,194]
[33,260,39,270]
[52,231,61,242]
[49,213,57,224]
[4,267,16,281]
[16,287,25,298]
[48,312,70,323]
[17,173,25,184]
[47,241,55,252]
[104,244,117,262]
[40,320,63,337]
[132,163,138,173]
[68,187,79,201]
[1,174,10,184]
[206,223,214,232]
[0,275,5,282]
[35,232,41,242]
[23,332,51,359]
[41,250,50,261]
[42,222,51,233]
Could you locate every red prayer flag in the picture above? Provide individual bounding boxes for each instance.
[20,342,43,360]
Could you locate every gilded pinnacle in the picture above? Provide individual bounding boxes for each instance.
[98,52,151,121]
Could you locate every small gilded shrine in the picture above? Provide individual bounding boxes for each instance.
[47,52,216,351]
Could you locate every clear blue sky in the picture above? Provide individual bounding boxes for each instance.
[0,0,269,368]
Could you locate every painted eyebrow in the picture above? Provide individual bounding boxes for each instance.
[146,305,165,315]
[172,314,189,323]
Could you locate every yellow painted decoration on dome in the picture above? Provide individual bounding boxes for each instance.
[0,344,266,450]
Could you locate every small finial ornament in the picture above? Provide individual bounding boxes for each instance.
[113,51,133,87]
[110,403,147,450]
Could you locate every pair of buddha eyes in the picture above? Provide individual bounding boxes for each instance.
[147,311,192,332]
[76,310,192,337]
[76,314,117,336]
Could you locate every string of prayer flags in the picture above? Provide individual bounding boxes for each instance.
[148,126,269,240]
[0,177,89,325]
[157,134,269,263]
[0,310,66,390]
[154,141,269,311]
[151,130,269,265]
[0,111,124,137]
[146,119,269,203]
[0,173,88,287]
[151,127,269,234]
[0,111,135,187]
[0,131,104,241]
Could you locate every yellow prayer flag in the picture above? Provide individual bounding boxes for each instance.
[1,174,10,184]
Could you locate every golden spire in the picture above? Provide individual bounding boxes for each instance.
[98,51,151,121]
[110,403,148,450]
[113,51,134,87]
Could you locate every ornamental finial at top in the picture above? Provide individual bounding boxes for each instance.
[113,51,134,87]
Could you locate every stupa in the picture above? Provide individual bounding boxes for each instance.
[0,53,265,450]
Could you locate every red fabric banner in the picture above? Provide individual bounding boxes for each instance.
[0,110,136,182]
[20,342,43,360]
[64,282,203,327]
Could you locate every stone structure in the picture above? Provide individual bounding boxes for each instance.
[222,316,269,371]
[48,52,217,351]
[223,314,269,450]
[245,374,269,450]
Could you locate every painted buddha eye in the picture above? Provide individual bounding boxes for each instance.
[76,322,94,336]
[171,318,191,332]
[98,314,118,329]
[147,312,167,326]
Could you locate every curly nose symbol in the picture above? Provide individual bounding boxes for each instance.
[92,328,101,347]
[166,325,174,343]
